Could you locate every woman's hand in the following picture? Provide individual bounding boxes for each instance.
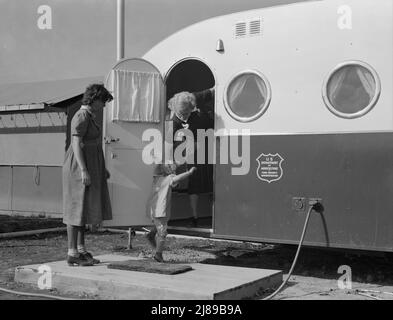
[81,170,91,186]
[105,169,111,180]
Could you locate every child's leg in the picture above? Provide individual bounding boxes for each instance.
[146,224,157,248]
[154,218,168,262]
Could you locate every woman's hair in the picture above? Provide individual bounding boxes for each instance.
[168,92,195,115]
[82,83,113,106]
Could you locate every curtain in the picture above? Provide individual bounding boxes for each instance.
[327,68,348,101]
[327,65,376,113]
[356,67,375,99]
[252,75,267,109]
[228,74,268,117]
[112,69,162,122]
[228,75,248,107]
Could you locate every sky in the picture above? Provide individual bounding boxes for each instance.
[0,0,310,84]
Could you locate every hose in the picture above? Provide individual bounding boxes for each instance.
[263,203,320,300]
[0,286,75,300]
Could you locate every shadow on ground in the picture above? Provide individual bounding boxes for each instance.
[196,244,393,285]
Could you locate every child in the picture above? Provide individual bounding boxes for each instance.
[145,163,196,262]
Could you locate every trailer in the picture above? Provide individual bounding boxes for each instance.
[1,0,392,252]
[103,0,393,252]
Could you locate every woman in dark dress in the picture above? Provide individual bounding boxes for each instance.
[169,88,214,227]
[63,84,113,266]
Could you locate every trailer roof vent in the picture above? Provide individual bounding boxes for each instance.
[249,19,262,36]
[235,22,247,38]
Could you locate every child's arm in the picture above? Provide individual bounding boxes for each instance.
[172,167,196,185]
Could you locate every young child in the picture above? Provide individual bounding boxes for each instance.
[145,163,196,262]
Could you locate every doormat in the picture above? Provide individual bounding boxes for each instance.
[107,259,193,275]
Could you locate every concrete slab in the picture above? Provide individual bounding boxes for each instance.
[14,254,282,300]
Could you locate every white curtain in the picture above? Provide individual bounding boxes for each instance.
[252,75,267,108]
[356,68,375,99]
[228,74,267,114]
[112,69,162,122]
[228,75,248,106]
[327,66,376,112]
[328,68,348,101]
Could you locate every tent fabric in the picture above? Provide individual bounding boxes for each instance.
[0,76,104,111]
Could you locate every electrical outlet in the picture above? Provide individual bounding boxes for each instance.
[308,198,323,206]
[292,197,306,212]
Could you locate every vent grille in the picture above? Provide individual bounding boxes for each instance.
[235,22,247,37]
[249,19,262,36]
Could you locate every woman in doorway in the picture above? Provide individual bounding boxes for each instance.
[169,88,214,227]
[63,83,113,266]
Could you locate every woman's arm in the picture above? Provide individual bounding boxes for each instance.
[192,88,215,112]
[72,136,91,186]
[172,167,196,185]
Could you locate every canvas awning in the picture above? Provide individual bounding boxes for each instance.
[0,76,104,112]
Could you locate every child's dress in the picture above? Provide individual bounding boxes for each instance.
[146,174,176,236]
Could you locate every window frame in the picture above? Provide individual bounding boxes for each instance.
[322,60,381,119]
[223,70,272,123]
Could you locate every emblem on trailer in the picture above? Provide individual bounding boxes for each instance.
[256,153,284,183]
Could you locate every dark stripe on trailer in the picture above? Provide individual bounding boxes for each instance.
[213,132,393,252]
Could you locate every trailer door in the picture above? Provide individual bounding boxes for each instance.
[103,58,165,227]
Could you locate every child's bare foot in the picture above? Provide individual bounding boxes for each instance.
[153,253,164,263]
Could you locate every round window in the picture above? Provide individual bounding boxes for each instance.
[224,71,271,122]
[322,61,381,119]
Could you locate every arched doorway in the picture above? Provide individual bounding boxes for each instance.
[165,58,215,231]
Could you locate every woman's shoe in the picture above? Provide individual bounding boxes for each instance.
[79,252,100,265]
[67,255,93,266]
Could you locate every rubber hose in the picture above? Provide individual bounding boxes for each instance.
[263,204,316,300]
[0,286,75,300]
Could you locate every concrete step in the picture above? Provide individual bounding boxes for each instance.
[14,254,282,300]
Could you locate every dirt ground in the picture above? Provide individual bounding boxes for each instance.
[0,215,64,233]
[1,217,393,300]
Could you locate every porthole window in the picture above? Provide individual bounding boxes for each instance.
[224,70,271,122]
[322,61,381,119]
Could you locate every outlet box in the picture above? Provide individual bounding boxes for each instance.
[292,197,306,212]
[309,198,323,206]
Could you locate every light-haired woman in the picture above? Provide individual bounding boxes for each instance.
[168,88,215,227]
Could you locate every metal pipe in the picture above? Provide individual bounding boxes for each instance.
[0,227,66,239]
[167,226,212,234]
[98,228,265,246]
[116,0,125,61]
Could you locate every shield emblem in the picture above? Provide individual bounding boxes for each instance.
[256,153,284,183]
